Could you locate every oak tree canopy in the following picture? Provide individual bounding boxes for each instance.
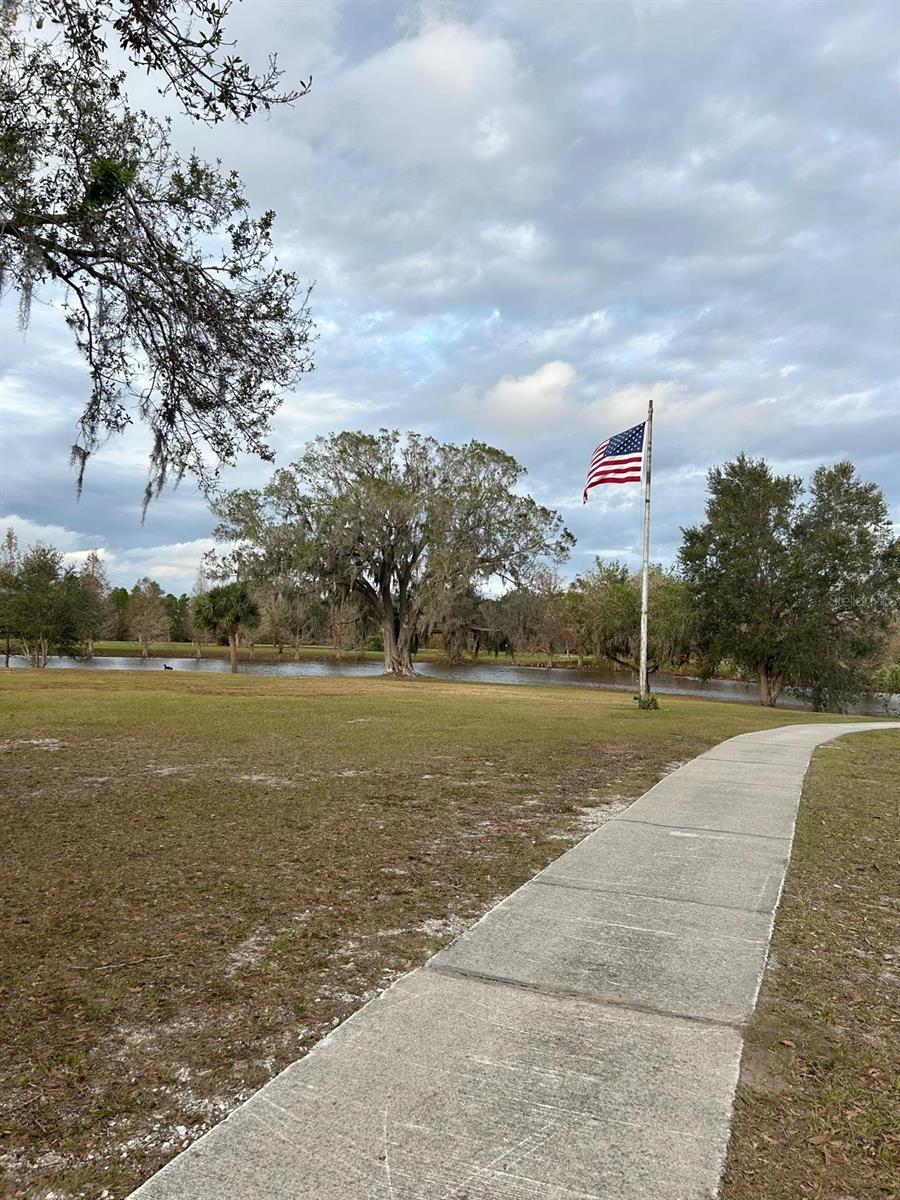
[1,0,315,503]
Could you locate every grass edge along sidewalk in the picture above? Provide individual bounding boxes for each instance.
[722,728,900,1200]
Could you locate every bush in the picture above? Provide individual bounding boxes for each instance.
[635,692,660,711]
[871,663,900,706]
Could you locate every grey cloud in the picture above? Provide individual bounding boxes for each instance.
[1,0,897,592]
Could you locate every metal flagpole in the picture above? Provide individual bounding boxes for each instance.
[638,398,654,704]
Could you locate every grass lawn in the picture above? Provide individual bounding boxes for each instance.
[722,729,900,1200]
[0,671,882,1198]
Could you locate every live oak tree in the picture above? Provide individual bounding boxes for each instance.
[191,581,259,673]
[680,456,900,708]
[1,0,314,501]
[212,430,574,677]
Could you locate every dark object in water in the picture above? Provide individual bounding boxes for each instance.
[163,664,174,670]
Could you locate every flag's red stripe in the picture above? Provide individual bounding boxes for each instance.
[584,474,642,495]
[590,461,643,475]
[586,463,644,483]
[582,474,642,500]
[585,472,642,486]
[592,451,643,465]
[590,472,642,483]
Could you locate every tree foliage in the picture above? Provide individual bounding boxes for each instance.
[77,549,109,657]
[1,0,314,501]
[680,456,900,707]
[5,543,87,666]
[164,592,191,642]
[191,581,259,672]
[569,560,695,675]
[128,576,169,656]
[212,429,574,676]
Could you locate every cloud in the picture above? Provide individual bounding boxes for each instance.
[1,0,897,592]
[0,515,213,591]
[0,515,102,554]
[461,361,578,431]
[337,20,533,169]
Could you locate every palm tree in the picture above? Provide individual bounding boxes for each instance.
[192,584,260,674]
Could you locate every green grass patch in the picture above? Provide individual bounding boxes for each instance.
[722,729,900,1200]
[0,670,883,1198]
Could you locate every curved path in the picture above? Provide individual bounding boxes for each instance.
[131,722,898,1200]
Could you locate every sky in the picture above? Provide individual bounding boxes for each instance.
[1,0,898,594]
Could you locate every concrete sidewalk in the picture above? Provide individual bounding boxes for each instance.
[130,721,898,1200]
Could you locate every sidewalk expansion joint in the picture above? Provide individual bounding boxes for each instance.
[426,961,747,1032]
[612,816,793,843]
[530,875,773,915]
[697,755,809,772]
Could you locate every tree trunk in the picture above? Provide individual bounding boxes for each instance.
[85,636,94,661]
[140,639,148,659]
[4,633,9,668]
[228,633,238,674]
[382,615,416,677]
[194,640,202,659]
[757,665,782,707]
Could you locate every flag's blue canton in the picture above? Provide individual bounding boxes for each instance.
[602,423,645,460]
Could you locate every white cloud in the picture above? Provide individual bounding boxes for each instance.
[462,361,578,431]
[480,222,545,260]
[0,515,101,553]
[112,539,216,587]
[339,21,529,168]
[0,515,214,590]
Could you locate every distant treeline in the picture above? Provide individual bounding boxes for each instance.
[2,439,899,708]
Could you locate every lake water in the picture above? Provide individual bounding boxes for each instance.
[6,654,898,717]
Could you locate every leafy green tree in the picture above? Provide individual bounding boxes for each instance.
[164,592,191,643]
[108,586,130,641]
[212,430,574,677]
[680,456,900,707]
[77,549,109,658]
[6,544,85,666]
[871,662,900,713]
[2,0,314,501]
[569,560,695,675]
[192,582,260,673]
[128,577,170,657]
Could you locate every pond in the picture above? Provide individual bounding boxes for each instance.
[6,654,898,717]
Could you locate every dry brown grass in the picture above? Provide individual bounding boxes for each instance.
[0,670,873,1199]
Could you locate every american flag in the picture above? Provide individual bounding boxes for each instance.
[583,421,646,502]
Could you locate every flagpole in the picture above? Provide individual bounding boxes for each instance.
[639,398,654,704]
